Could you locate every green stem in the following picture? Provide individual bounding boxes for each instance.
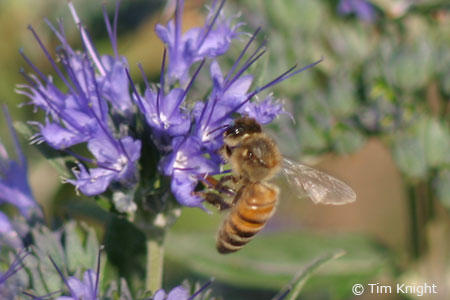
[146,236,165,294]
[408,184,420,258]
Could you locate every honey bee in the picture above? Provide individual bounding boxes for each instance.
[203,116,356,254]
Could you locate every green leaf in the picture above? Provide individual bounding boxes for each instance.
[166,232,388,299]
[392,134,427,180]
[13,121,72,178]
[83,222,100,268]
[65,221,86,271]
[31,226,66,268]
[30,226,66,293]
[273,250,346,300]
[423,117,450,167]
[25,254,49,295]
[65,221,99,272]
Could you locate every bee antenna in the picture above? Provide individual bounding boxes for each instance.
[206,124,229,136]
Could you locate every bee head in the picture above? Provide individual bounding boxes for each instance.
[223,116,262,147]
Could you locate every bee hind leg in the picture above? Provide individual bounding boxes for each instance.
[196,192,231,211]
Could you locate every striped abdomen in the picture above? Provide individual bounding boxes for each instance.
[216,182,279,254]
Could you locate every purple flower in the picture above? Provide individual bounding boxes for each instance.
[338,0,376,22]
[65,133,141,196]
[131,50,205,150]
[17,2,141,197]
[127,0,323,208]
[153,286,189,300]
[155,0,243,83]
[0,106,41,219]
[56,269,98,300]
[134,54,192,140]
[153,279,213,300]
[192,59,255,151]
[243,94,287,125]
[161,136,219,207]
[29,248,102,300]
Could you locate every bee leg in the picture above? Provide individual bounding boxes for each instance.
[197,192,231,211]
[219,144,233,162]
[202,176,236,196]
[215,175,238,195]
[231,186,246,206]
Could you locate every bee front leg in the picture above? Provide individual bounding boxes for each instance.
[196,192,231,211]
[219,144,233,163]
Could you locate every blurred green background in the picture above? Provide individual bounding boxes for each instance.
[1,0,449,299]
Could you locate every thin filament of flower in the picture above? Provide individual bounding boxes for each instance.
[227,64,299,116]
[94,246,103,297]
[44,18,73,54]
[102,1,121,59]
[65,150,120,173]
[177,59,206,108]
[174,0,184,62]
[48,255,77,297]
[57,50,92,108]
[19,48,63,94]
[126,69,146,114]
[157,49,168,120]
[224,26,261,84]
[68,1,107,76]
[187,279,214,300]
[0,251,28,283]
[196,0,227,51]
[19,70,85,133]
[27,26,78,95]
[225,43,266,90]
[138,63,151,91]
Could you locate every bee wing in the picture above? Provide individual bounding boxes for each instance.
[282,158,356,205]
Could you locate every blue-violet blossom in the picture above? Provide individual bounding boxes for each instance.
[17,2,141,197]
[130,0,321,208]
[153,279,213,300]
[18,0,320,210]
[47,250,101,300]
[0,106,41,220]
[155,0,244,84]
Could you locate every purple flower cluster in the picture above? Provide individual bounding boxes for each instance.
[0,106,41,250]
[0,107,39,219]
[17,2,141,197]
[155,0,244,84]
[18,0,320,209]
[131,0,321,208]
[338,0,376,22]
